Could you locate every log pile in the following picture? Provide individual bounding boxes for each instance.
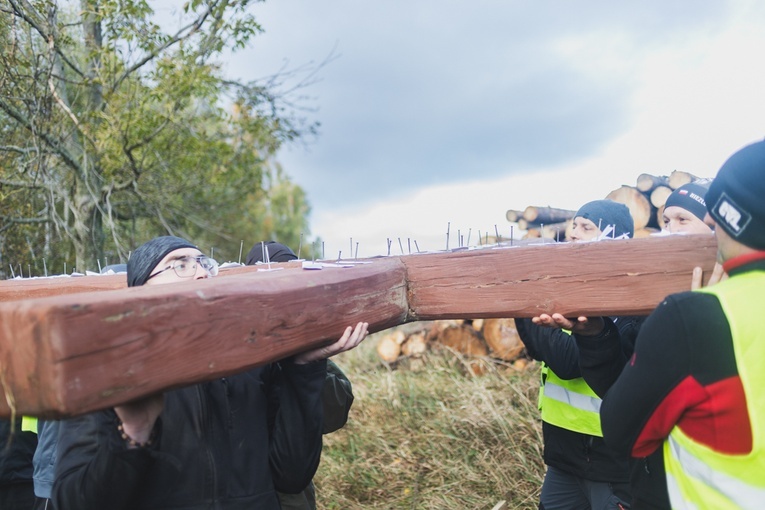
[375,318,531,375]
[512,170,707,240]
[507,207,576,242]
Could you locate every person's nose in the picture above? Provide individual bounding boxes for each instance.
[193,261,210,279]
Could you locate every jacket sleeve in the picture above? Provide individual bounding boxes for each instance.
[599,297,696,458]
[574,317,629,397]
[52,411,181,510]
[268,358,327,494]
[322,359,354,434]
[516,318,581,379]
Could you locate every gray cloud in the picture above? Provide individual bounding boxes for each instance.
[225,0,729,209]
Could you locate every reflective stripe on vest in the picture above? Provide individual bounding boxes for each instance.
[666,435,765,509]
[21,416,37,434]
[539,363,603,436]
[663,271,765,509]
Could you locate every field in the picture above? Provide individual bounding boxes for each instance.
[313,326,545,509]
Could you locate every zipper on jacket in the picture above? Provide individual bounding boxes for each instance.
[584,436,592,463]
[221,377,233,430]
[197,384,218,502]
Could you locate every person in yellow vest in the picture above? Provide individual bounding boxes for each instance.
[536,179,724,508]
[570,140,765,508]
[516,199,637,509]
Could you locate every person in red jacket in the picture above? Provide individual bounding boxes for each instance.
[598,141,765,508]
[540,140,765,507]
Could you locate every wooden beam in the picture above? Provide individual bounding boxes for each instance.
[0,273,126,302]
[405,234,717,319]
[0,234,717,418]
[0,259,408,418]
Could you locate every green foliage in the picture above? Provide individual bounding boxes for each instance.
[0,0,314,275]
[319,334,545,509]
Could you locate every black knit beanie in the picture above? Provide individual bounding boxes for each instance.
[245,241,297,265]
[574,200,634,238]
[664,181,710,222]
[127,236,198,287]
[706,140,765,250]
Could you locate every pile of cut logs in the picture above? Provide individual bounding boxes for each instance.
[506,170,706,240]
[375,319,532,374]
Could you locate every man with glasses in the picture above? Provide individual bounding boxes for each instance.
[52,235,369,509]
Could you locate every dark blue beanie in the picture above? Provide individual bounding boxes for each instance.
[575,200,634,239]
[127,236,197,287]
[707,140,765,249]
[665,181,710,222]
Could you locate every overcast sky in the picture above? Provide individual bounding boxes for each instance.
[211,0,765,257]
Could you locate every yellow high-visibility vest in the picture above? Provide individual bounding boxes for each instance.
[539,362,603,437]
[664,271,765,509]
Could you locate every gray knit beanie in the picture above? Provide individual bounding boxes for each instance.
[574,200,634,239]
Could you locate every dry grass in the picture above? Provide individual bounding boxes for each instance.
[314,329,545,509]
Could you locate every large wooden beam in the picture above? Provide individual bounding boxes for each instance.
[0,259,408,418]
[0,235,717,418]
[405,234,717,319]
[0,273,125,302]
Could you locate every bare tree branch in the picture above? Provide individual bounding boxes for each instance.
[110,3,217,93]
[7,0,85,78]
[0,216,48,234]
[0,178,43,189]
[0,145,37,155]
[0,97,82,175]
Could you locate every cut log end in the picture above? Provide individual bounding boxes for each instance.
[605,185,652,230]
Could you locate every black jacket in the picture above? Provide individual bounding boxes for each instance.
[575,317,668,510]
[53,359,327,510]
[322,359,354,434]
[516,317,636,484]
[0,418,36,486]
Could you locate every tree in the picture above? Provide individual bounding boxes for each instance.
[0,0,316,274]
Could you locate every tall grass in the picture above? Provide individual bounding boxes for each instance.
[314,329,545,509]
